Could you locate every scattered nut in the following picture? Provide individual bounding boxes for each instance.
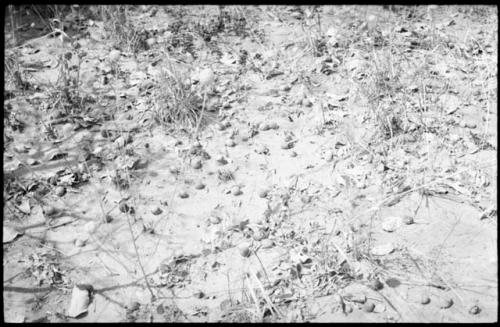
[260,239,274,249]
[179,191,189,199]
[371,279,384,291]
[469,305,481,315]
[152,206,162,215]
[281,141,293,150]
[402,215,414,225]
[258,189,269,198]
[231,185,242,196]
[192,159,202,169]
[216,156,228,165]
[209,216,221,224]
[43,205,57,217]
[119,202,130,213]
[420,295,431,305]
[74,238,86,247]
[195,182,206,190]
[363,302,375,313]
[238,243,251,257]
[439,297,453,309]
[55,186,66,197]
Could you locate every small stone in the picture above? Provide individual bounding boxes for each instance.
[217,123,226,131]
[371,279,384,291]
[75,238,86,247]
[179,191,189,199]
[465,122,477,129]
[231,185,242,196]
[290,151,298,157]
[152,207,162,215]
[108,49,121,62]
[119,202,130,213]
[281,141,293,150]
[192,159,202,169]
[325,150,334,162]
[253,229,267,241]
[104,214,113,223]
[301,195,312,204]
[169,166,180,175]
[195,182,205,190]
[381,216,402,232]
[216,156,228,165]
[371,243,395,256]
[280,85,291,92]
[256,144,269,154]
[225,139,236,147]
[209,216,221,224]
[258,189,269,198]
[303,98,313,107]
[260,123,271,131]
[193,290,205,299]
[459,121,467,128]
[269,122,279,130]
[468,305,481,315]
[363,302,375,313]
[43,205,57,217]
[402,215,414,225]
[55,186,66,197]
[238,243,251,257]
[146,37,156,47]
[420,295,431,305]
[260,239,274,249]
[439,297,453,309]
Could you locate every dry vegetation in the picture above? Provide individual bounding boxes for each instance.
[3,5,497,323]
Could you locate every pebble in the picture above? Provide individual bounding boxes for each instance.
[439,297,453,309]
[465,122,477,129]
[192,159,202,169]
[209,216,221,224]
[371,279,384,291]
[260,239,274,249]
[55,186,66,197]
[260,123,271,131]
[258,189,269,198]
[381,216,402,232]
[238,243,251,257]
[420,295,431,305]
[75,238,86,247]
[269,122,279,130]
[281,141,293,150]
[119,202,129,213]
[325,150,334,162]
[257,144,269,154]
[169,166,180,175]
[179,191,189,199]
[225,139,236,147]
[469,305,481,315]
[363,302,375,313]
[217,123,226,131]
[216,156,228,165]
[152,207,162,215]
[290,151,298,157]
[195,182,206,190]
[402,215,414,225]
[231,185,242,196]
[43,205,57,217]
[108,49,121,62]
